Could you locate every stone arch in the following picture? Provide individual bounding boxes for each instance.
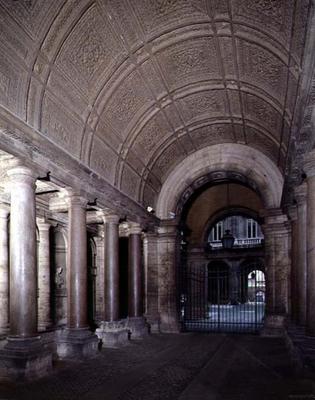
[156,143,283,219]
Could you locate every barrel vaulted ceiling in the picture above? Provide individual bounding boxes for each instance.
[0,0,312,210]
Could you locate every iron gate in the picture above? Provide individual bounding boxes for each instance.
[179,263,265,333]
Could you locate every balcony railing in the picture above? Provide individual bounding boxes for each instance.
[209,238,263,249]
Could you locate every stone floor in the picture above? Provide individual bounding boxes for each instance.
[0,333,314,400]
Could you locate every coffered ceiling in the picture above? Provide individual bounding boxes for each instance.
[0,0,313,210]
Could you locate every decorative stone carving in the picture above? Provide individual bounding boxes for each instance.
[178,90,228,123]
[159,37,220,91]
[41,93,83,158]
[132,112,171,162]
[244,93,282,136]
[56,4,124,96]
[89,136,118,184]
[233,0,292,41]
[104,70,153,137]
[238,40,287,103]
[151,141,185,181]
[120,165,141,200]
[189,124,235,149]
[246,126,279,163]
[133,0,207,38]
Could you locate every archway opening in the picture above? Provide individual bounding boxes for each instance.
[178,181,266,333]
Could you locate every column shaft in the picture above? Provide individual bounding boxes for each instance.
[0,207,9,334]
[37,221,52,330]
[67,196,88,329]
[104,216,120,322]
[128,230,142,318]
[8,167,37,337]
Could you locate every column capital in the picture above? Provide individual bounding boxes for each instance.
[304,149,315,177]
[103,214,120,224]
[0,204,9,219]
[36,218,51,232]
[128,222,142,235]
[157,219,178,237]
[7,166,37,187]
[286,205,297,222]
[67,194,88,209]
[294,182,307,206]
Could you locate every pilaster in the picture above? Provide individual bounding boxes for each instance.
[304,151,315,335]
[262,208,291,336]
[157,220,181,333]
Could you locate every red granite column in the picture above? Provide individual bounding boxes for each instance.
[104,214,120,322]
[96,213,129,347]
[67,194,88,329]
[128,223,142,318]
[57,191,98,358]
[127,223,148,338]
[7,167,38,338]
[0,166,52,380]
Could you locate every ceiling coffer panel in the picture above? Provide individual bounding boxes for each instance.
[0,0,311,209]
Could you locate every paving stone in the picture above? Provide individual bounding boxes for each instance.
[0,333,313,400]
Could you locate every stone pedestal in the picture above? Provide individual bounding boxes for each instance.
[261,314,287,337]
[56,328,98,359]
[127,317,149,339]
[0,337,52,381]
[96,321,129,348]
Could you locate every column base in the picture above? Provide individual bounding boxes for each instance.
[261,314,287,337]
[96,320,130,348]
[160,315,181,333]
[0,336,52,381]
[145,313,161,333]
[56,328,98,359]
[38,321,53,333]
[127,317,149,339]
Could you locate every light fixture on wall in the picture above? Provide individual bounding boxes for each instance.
[221,183,235,249]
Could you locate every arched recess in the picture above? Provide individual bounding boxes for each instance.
[156,143,283,219]
[202,206,261,244]
[50,227,67,327]
[240,259,265,304]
